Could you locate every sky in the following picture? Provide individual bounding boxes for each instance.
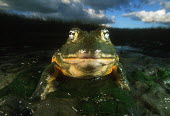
[0,0,170,28]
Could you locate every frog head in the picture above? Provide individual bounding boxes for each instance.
[59,28,117,58]
[53,28,119,77]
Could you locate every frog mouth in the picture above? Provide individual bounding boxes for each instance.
[59,49,118,64]
[61,49,116,59]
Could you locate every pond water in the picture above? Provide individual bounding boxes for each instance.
[0,45,169,116]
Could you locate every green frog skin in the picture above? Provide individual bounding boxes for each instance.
[32,28,130,100]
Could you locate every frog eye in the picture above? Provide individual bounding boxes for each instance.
[69,30,75,40]
[69,29,79,42]
[101,29,110,41]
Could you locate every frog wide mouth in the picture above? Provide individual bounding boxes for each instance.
[60,49,116,59]
[56,49,118,64]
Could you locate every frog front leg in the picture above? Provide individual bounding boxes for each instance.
[32,63,60,100]
[110,62,130,90]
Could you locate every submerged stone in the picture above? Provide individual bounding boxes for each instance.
[34,98,77,116]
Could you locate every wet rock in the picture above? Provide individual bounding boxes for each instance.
[133,81,149,97]
[0,96,33,116]
[140,85,170,116]
[34,98,77,116]
[0,73,16,90]
[119,50,170,74]
[0,62,24,90]
[161,80,170,93]
[128,67,170,116]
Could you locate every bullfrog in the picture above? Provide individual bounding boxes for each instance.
[32,28,130,100]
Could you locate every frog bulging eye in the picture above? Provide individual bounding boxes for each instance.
[104,31,109,39]
[69,30,75,40]
[68,29,79,42]
[101,29,110,41]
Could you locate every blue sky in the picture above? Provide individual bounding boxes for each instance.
[108,2,168,28]
[0,0,170,28]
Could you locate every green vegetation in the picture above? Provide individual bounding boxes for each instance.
[131,68,170,82]
[157,68,170,80]
[129,68,170,91]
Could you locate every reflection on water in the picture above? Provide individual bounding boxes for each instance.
[0,46,170,116]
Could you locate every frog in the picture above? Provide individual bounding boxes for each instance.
[32,28,130,100]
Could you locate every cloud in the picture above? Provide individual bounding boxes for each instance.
[141,0,166,5]
[0,0,117,24]
[0,1,8,7]
[0,0,61,13]
[123,9,170,25]
[160,1,170,10]
[81,0,129,10]
[3,0,169,25]
[35,8,115,24]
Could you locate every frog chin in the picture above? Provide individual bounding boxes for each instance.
[63,58,116,77]
[74,59,112,72]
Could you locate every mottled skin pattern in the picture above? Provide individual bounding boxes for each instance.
[32,28,130,100]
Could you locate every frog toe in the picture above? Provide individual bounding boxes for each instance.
[119,82,130,90]
[40,83,57,100]
[31,85,46,100]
